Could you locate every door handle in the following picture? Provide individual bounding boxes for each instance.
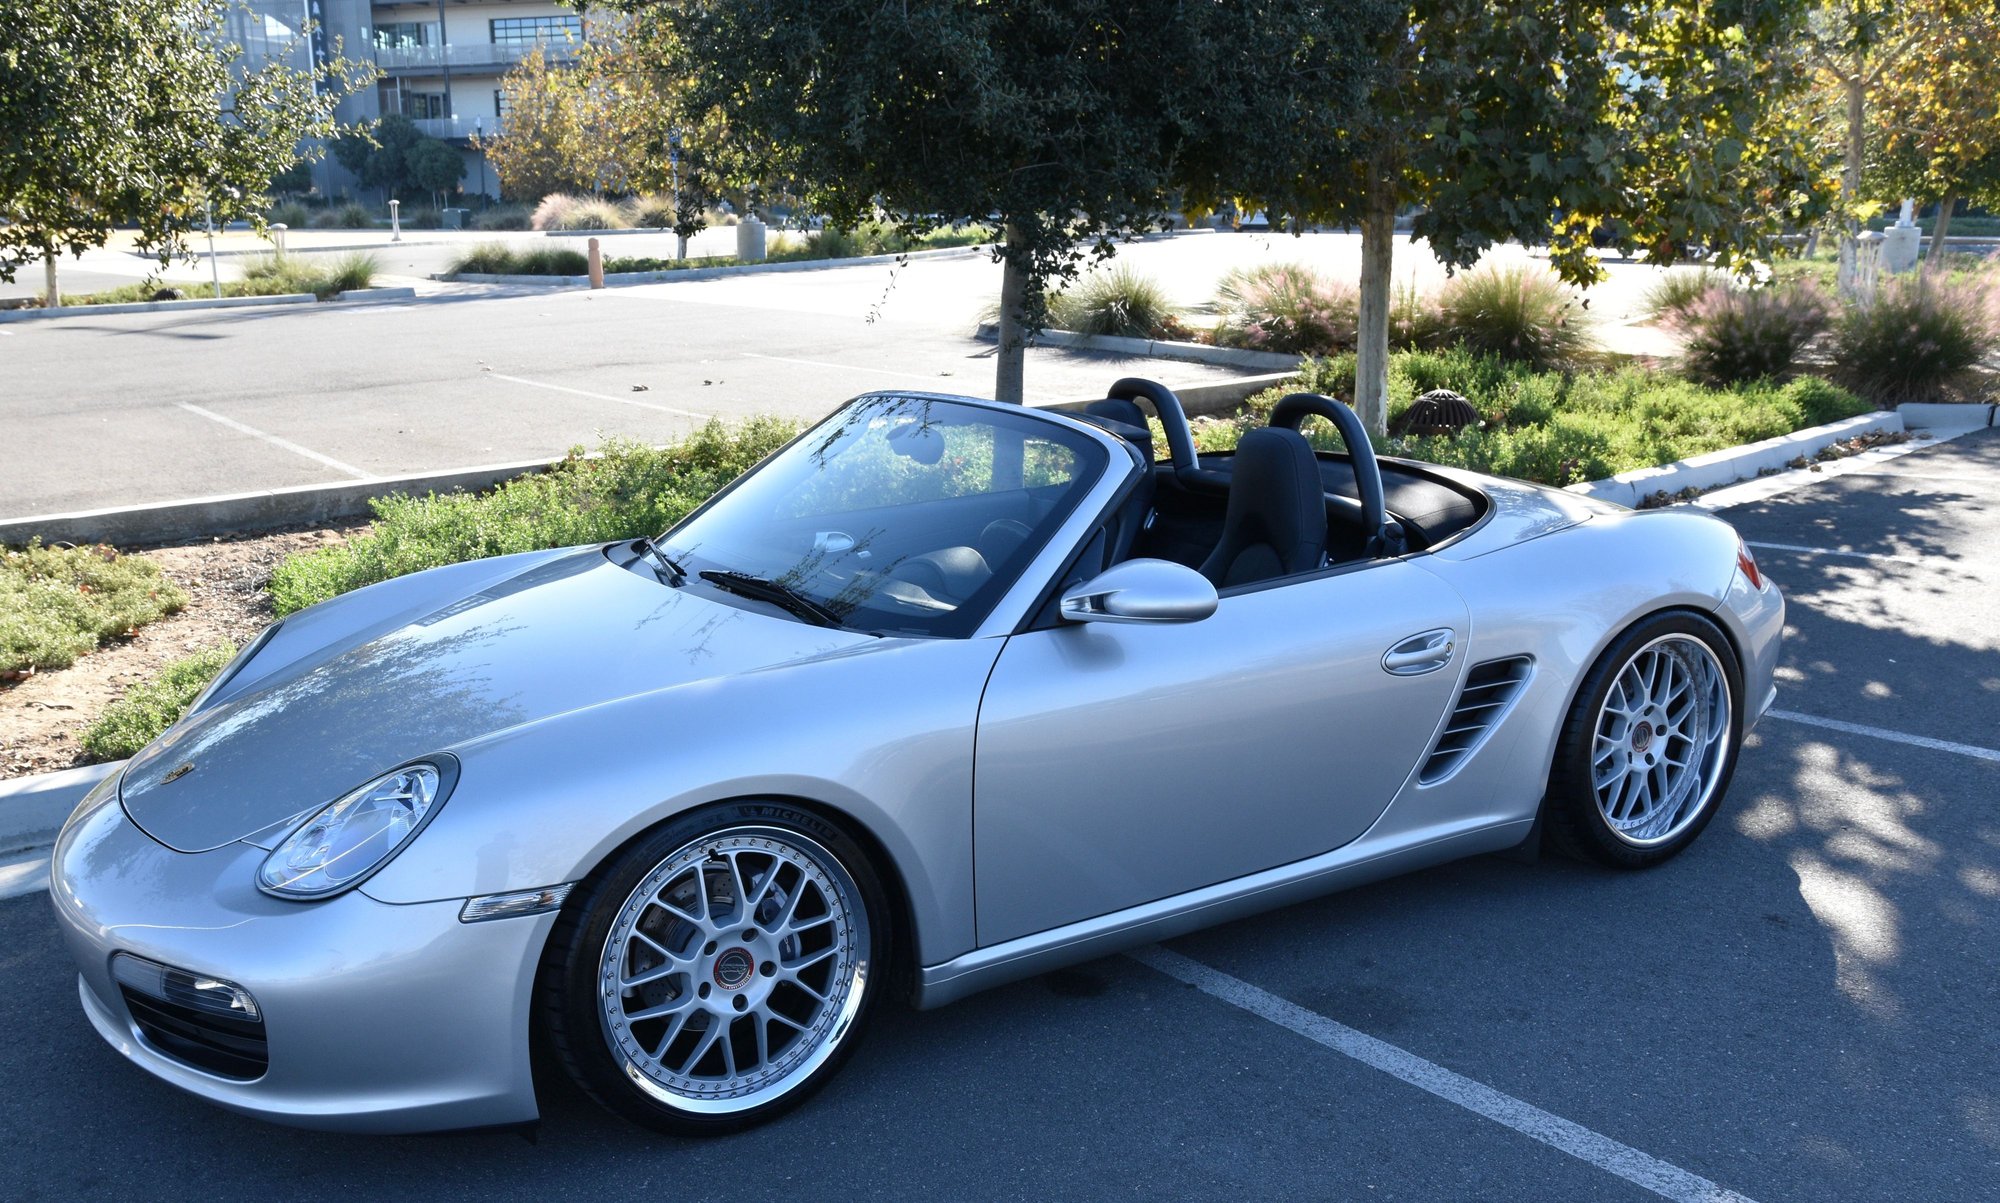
[1383,628,1455,676]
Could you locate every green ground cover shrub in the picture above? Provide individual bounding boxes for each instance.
[1671,282,1830,386]
[1834,276,1997,404]
[1434,264,1592,368]
[446,243,590,276]
[1,542,187,674]
[79,643,235,760]
[51,253,378,306]
[269,419,801,615]
[310,202,375,229]
[473,204,534,230]
[1046,265,1174,338]
[1198,353,1868,486]
[1212,263,1359,354]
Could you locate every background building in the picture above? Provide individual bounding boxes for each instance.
[233,0,588,201]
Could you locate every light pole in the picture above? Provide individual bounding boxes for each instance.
[476,117,487,199]
[668,130,684,259]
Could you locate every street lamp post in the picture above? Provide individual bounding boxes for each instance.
[477,117,487,199]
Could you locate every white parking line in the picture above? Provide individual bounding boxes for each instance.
[175,403,371,479]
[739,351,961,384]
[1130,947,1759,1203]
[0,852,50,901]
[1745,541,1919,566]
[1766,709,2000,763]
[488,373,712,419]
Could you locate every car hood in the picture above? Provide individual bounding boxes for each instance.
[120,548,876,853]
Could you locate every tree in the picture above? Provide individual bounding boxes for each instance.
[406,138,467,210]
[477,43,624,202]
[0,0,366,304]
[605,0,1386,403]
[1268,2,1829,433]
[1865,2,2000,269]
[331,113,456,202]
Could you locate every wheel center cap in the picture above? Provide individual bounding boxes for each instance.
[1632,721,1655,752]
[713,947,755,990]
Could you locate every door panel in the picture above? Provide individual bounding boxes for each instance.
[973,561,1469,945]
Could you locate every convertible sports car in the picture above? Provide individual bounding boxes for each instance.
[52,381,1783,1135]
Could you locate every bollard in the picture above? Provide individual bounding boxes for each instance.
[389,199,402,243]
[269,223,288,254]
[736,217,767,262]
[588,237,605,288]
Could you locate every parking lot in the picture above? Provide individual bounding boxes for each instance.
[2,429,1993,1202]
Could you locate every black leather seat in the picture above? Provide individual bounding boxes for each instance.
[1080,399,1157,565]
[1199,427,1327,587]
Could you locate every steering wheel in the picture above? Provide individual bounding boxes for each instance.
[1105,377,1197,475]
[1267,393,1405,557]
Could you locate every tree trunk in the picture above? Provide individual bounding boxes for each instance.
[43,251,59,308]
[1925,196,1957,275]
[1353,182,1396,440]
[994,222,1029,405]
[1836,75,1865,298]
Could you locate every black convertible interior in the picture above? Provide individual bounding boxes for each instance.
[1064,378,1488,588]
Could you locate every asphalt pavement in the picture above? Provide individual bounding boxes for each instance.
[0,231,1682,521]
[0,429,1993,1201]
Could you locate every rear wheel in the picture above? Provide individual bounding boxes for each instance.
[540,802,887,1135]
[1547,613,1741,868]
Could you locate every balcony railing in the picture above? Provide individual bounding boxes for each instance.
[410,116,503,140]
[373,41,579,72]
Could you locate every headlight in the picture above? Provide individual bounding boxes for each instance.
[257,763,445,899]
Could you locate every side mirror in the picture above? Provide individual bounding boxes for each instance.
[1060,559,1217,625]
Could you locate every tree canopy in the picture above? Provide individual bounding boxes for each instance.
[1268,1,1827,432]
[332,113,463,203]
[604,0,1389,402]
[1864,0,2000,261]
[0,0,366,301]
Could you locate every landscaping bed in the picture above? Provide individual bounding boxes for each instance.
[27,252,380,307]
[0,524,361,777]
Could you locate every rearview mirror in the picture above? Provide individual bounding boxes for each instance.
[1060,559,1217,625]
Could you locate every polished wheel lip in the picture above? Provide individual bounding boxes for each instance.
[597,825,869,1116]
[1590,633,1733,848]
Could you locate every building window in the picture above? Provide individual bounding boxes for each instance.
[374,21,438,51]
[402,93,447,120]
[489,16,582,45]
[494,90,512,119]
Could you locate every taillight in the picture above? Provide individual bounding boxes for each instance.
[1736,537,1764,591]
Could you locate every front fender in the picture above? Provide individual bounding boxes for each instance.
[359,634,1004,967]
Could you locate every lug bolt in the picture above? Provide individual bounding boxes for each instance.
[733,996,748,1012]
[698,982,711,999]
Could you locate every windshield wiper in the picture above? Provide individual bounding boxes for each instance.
[698,570,843,629]
[636,536,686,585]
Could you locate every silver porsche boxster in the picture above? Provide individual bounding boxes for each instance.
[52,381,1783,1136]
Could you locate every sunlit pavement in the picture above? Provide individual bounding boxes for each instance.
[1,430,1992,1201]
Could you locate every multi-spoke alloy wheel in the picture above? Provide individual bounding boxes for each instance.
[542,805,886,1135]
[1549,614,1743,868]
[1589,635,1732,847]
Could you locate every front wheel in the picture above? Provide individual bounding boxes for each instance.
[539,802,888,1135]
[1546,613,1742,868]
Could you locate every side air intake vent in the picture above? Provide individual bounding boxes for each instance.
[1418,656,1534,786]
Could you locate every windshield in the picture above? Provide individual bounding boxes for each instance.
[658,394,1113,636]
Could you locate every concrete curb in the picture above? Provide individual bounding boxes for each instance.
[973,322,1300,372]
[1896,401,1996,429]
[0,292,316,323]
[0,454,563,548]
[441,244,988,288]
[0,761,118,856]
[333,286,418,303]
[1564,411,1905,507]
[1036,372,1296,420]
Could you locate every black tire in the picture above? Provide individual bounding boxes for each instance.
[538,800,891,1136]
[1545,611,1743,869]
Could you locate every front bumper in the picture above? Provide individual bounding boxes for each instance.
[50,779,554,1134]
